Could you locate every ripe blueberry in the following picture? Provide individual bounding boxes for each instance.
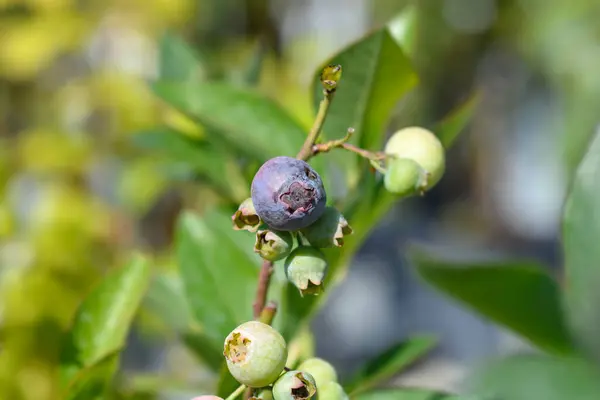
[223,321,288,387]
[251,156,326,231]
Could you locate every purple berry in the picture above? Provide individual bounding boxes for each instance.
[251,157,327,231]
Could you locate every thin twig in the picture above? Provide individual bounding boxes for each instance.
[259,301,277,325]
[225,384,247,400]
[253,260,274,319]
[297,90,334,161]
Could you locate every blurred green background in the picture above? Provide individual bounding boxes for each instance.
[1,0,599,399]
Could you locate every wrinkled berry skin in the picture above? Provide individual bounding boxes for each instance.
[251,157,327,231]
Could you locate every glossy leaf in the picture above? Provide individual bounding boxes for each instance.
[312,27,418,179]
[387,5,419,60]
[176,210,259,349]
[158,32,205,82]
[152,82,306,160]
[470,355,600,400]
[344,336,437,395]
[355,389,463,400]
[563,129,600,360]
[410,250,574,355]
[60,255,151,389]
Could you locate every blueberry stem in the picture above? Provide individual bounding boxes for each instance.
[259,301,277,325]
[297,89,335,161]
[253,259,274,319]
[225,384,247,400]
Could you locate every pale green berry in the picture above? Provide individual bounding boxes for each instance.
[384,126,445,190]
[317,382,348,400]
[254,229,294,261]
[273,370,317,400]
[223,321,288,387]
[297,358,337,390]
[300,207,352,248]
[383,157,428,196]
[284,247,328,296]
[191,397,223,400]
[232,198,261,232]
[254,388,274,400]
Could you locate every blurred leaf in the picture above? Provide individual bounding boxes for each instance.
[60,255,151,390]
[151,82,306,160]
[410,250,574,355]
[563,129,600,361]
[216,364,240,398]
[64,353,120,400]
[433,91,480,149]
[354,388,463,400]
[176,210,259,349]
[144,272,223,370]
[469,355,600,400]
[312,27,418,180]
[278,282,320,342]
[387,4,419,60]
[344,336,437,395]
[132,128,248,201]
[158,32,205,82]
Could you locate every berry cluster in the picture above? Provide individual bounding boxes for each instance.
[196,65,446,400]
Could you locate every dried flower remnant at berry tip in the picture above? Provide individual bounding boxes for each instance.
[223,332,250,363]
[284,247,328,297]
[254,229,293,261]
[232,197,261,232]
[273,370,317,400]
[321,64,342,93]
[251,157,326,231]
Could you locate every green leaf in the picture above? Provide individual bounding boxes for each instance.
[176,210,259,349]
[312,27,418,180]
[151,82,306,160]
[354,388,463,400]
[469,355,600,400]
[387,5,420,60]
[410,250,574,355]
[563,129,600,360]
[132,129,248,201]
[60,255,151,390]
[158,32,205,82]
[433,91,480,149]
[278,282,320,343]
[344,336,437,395]
[144,272,223,370]
[64,353,120,400]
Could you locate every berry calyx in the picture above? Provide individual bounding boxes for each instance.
[232,198,262,232]
[223,321,288,387]
[273,370,317,400]
[300,207,352,248]
[254,229,294,261]
[284,247,328,296]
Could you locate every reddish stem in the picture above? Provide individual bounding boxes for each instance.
[253,260,274,319]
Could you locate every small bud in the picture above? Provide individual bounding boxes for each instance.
[273,370,317,400]
[297,358,337,390]
[384,126,445,191]
[232,198,261,232]
[321,65,342,92]
[300,207,352,248]
[284,247,328,296]
[254,229,294,261]
[318,382,349,400]
[223,321,288,387]
[383,157,429,196]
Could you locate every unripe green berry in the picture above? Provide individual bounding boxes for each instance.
[223,321,288,387]
[232,198,261,232]
[383,158,428,196]
[254,229,293,261]
[317,382,348,400]
[300,207,352,248]
[297,358,337,390]
[191,397,223,400]
[253,388,274,400]
[284,247,328,296]
[384,126,445,190]
[273,370,317,400]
